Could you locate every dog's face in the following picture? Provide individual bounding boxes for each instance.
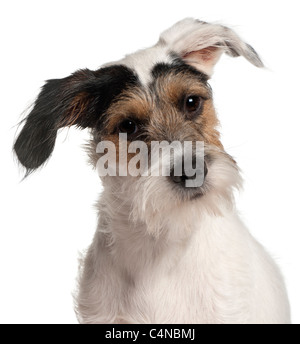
[14,18,263,232]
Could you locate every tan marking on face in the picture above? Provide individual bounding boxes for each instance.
[96,68,223,174]
[151,71,223,149]
[98,88,151,175]
[104,88,151,134]
[196,99,223,150]
[155,72,211,106]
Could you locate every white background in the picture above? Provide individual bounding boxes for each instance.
[1,0,299,324]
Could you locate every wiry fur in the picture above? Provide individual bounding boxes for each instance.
[13,18,290,324]
[75,145,289,324]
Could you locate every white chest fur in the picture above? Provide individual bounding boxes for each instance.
[76,199,290,324]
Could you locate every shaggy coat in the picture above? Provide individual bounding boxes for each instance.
[14,18,290,324]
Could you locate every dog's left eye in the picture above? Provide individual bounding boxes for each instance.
[118,119,138,135]
[184,95,203,118]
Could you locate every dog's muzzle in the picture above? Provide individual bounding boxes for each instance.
[170,159,208,188]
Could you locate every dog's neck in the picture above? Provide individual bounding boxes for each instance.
[96,182,236,273]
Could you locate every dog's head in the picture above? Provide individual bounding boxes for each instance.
[14,18,263,230]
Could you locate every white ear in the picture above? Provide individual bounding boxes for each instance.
[159,18,264,77]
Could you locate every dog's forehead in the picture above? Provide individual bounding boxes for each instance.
[101,18,207,85]
[104,44,174,86]
[122,46,173,85]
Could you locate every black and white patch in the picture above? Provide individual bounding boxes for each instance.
[14,65,139,174]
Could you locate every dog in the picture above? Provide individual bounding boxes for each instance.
[14,18,290,324]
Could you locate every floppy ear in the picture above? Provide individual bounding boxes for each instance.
[159,18,264,76]
[14,65,137,175]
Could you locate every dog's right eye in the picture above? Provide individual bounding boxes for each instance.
[118,119,138,135]
[183,95,203,119]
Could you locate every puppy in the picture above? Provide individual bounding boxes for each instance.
[14,18,290,324]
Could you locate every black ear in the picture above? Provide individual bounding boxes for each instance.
[13,65,138,175]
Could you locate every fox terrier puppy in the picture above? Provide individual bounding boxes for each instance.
[14,18,290,324]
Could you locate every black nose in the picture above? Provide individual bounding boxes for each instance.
[170,161,208,186]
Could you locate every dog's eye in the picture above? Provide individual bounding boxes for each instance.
[184,95,203,119]
[118,119,138,135]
